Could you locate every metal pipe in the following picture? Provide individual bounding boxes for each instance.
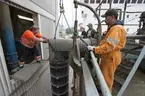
[96,0,103,10]
[127,35,145,39]
[98,6,101,16]
[126,42,144,46]
[118,9,122,20]
[126,39,145,46]
[90,51,112,96]
[73,0,102,44]
[48,38,96,51]
[109,0,113,9]
[122,0,128,24]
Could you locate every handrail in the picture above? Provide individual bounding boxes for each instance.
[90,51,112,96]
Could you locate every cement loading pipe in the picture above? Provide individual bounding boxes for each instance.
[49,35,145,48]
[48,38,96,52]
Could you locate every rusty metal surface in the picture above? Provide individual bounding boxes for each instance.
[68,42,82,96]
[69,42,82,74]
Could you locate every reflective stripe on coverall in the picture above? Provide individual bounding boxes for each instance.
[94,25,126,91]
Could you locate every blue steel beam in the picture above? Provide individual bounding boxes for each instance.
[0,4,18,71]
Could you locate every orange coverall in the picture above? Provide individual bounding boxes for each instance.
[94,25,126,91]
[21,30,42,48]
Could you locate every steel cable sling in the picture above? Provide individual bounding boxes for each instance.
[54,0,73,39]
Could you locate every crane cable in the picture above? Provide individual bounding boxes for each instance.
[54,0,73,39]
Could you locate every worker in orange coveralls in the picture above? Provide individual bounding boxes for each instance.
[19,25,48,68]
[87,9,126,91]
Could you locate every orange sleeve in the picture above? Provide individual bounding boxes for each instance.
[94,26,120,54]
[23,30,35,39]
[35,32,42,38]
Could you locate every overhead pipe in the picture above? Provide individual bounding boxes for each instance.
[0,4,19,71]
